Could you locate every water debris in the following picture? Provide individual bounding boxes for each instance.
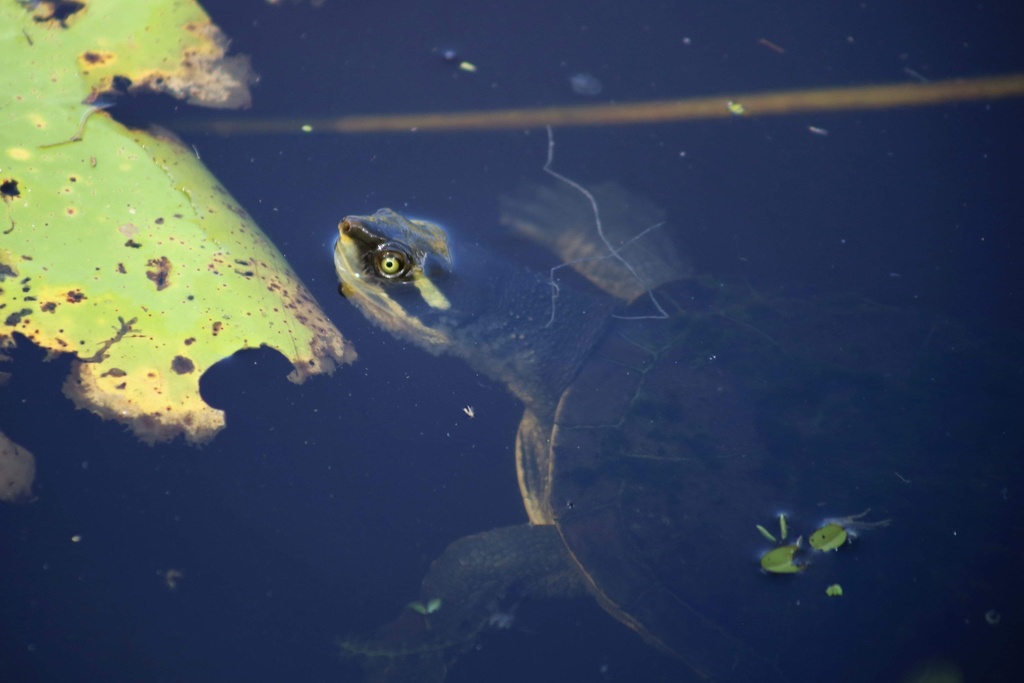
[407,598,443,615]
[902,67,929,83]
[569,73,602,96]
[162,568,184,590]
[726,101,746,116]
[758,38,786,54]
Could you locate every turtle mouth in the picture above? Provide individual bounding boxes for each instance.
[339,217,378,248]
[337,218,380,273]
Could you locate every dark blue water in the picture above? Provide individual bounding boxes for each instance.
[2,1,1022,682]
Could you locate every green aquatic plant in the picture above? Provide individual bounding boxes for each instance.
[760,543,806,574]
[809,523,848,552]
[407,598,443,615]
[758,509,890,573]
[810,509,891,551]
[756,524,778,544]
[0,0,353,444]
[758,513,805,573]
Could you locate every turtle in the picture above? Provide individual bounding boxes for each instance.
[332,180,891,682]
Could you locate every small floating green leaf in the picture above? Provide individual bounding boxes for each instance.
[825,584,843,597]
[756,524,778,543]
[760,544,804,574]
[809,523,848,551]
[407,598,442,615]
[779,513,789,541]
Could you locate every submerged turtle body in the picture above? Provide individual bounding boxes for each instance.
[538,278,789,676]
[333,183,879,681]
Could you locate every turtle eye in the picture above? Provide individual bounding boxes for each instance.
[374,248,408,278]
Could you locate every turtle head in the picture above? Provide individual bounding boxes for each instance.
[335,205,612,416]
[335,209,456,351]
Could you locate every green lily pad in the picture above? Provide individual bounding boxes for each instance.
[760,544,805,574]
[1,0,355,443]
[809,523,848,551]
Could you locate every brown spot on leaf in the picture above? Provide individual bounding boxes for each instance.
[211,321,223,336]
[111,75,132,92]
[4,308,32,326]
[124,239,142,248]
[1,179,20,200]
[101,368,127,378]
[226,202,249,219]
[146,256,171,290]
[171,355,195,375]
[80,51,115,67]
[33,1,85,28]
[65,289,86,303]
[40,302,57,313]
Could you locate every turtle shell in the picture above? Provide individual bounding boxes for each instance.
[542,279,797,680]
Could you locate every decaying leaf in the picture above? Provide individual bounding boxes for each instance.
[0,1,355,443]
